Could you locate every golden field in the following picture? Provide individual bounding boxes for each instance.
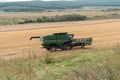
[0,19,120,59]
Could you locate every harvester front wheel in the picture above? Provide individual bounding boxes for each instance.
[48,45,57,52]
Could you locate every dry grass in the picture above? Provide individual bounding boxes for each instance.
[0,11,120,18]
[0,46,120,80]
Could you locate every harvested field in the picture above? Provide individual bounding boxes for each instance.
[0,19,120,59]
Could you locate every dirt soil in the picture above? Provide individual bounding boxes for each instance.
[0,19,120,60]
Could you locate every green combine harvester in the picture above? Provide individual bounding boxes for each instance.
[30,32,93,51]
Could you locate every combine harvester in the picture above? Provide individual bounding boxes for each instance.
[30,32,93,51]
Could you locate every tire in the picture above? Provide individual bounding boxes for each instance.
[48,45,57,52]
[61,43,72,50]
[81,44,85,48]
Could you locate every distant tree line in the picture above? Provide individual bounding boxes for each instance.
[0,1,120,12]
[2,7,44,12]
[0,1,85,12]
[18,14,87,24]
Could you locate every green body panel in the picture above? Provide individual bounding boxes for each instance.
[42,33,73,48]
